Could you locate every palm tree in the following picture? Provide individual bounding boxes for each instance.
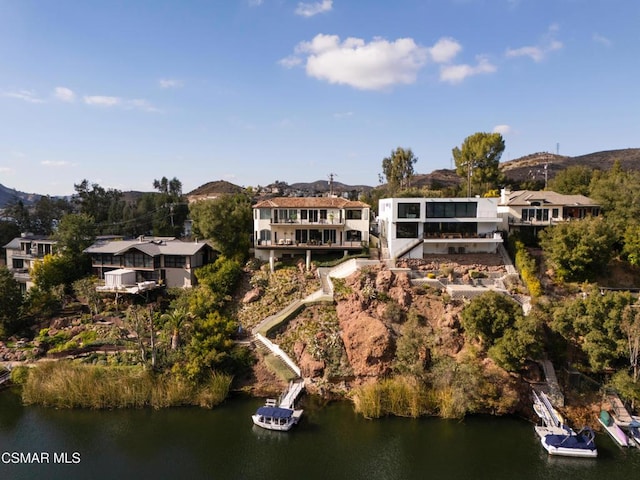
[161,308,191,350]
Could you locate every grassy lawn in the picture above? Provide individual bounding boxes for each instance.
[264,354,298,383]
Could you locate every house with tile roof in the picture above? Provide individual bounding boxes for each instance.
[252,196,370,269]
[497,188,601,235]
[84,236,216,290]
[378,197,503,260]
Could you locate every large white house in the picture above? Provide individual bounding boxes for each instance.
[3,234,56,293]
[84,236,216,290]
[252,196,370,269]
[378,197,503,260]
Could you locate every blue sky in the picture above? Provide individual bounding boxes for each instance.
[1,0,638,196]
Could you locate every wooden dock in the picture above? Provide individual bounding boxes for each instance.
[278,378,305,410]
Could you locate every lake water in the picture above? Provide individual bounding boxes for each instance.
[1,389,639,480]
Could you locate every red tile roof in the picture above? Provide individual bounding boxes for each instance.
[253,197,369,209]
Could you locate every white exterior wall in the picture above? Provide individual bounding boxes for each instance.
[165,268,193,288]
[378,197,502,259]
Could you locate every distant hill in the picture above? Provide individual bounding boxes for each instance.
[288,180,373,194]
[410,148,640,189]
[187,180,245,197]
[499,148,640,182]
[0,184,40,208]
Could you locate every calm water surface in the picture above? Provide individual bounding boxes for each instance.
[1,389,639,480]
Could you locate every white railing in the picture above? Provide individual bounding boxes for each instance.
[255,333,301,377]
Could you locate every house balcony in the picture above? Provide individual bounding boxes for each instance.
[422,232,502,241]
[255,240,364,250]
[270,218,345,226]
[507,216,564,226]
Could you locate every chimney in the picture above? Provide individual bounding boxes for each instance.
[500,188,510,205]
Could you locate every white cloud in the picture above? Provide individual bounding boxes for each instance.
[439,56,496,84]
[333,111,354,119]
[159,78,183,89]
[493,124,512,135]
[248,0,263,6]
[127,99,161,113]
[593,33,612,47]
[506,24,563,62]
[41,160,71,167]
[0,166,14,174]
[83,95,121,107]
[278,55,303,68]
[282,34,428,90]
[54,86,75,102]
[295,0,333,17]
[429,37,462,63]
[2,89,44,103]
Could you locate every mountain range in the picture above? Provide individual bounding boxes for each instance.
[2,148,639,208]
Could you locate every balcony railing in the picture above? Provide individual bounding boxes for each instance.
[270,218,345,225]
[423,232,502,240]
[256,240,364,248]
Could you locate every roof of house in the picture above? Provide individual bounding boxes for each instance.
[84,237,212,257]
[253,197,369,209]
[501,190,599,207]
[3,235,56,250]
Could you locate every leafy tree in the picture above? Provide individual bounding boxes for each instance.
[588,162,640,236]
[53,213,96,258]
[190,193,252,259]
[73,180,125,233]
[551,288,631,370]
[539,217,617,282]
[30,254,77,291]
[183,310,237,382]
[72,277,102,317]
[548,165,594,196]
[622,224,640,267]
[461,291,539,371]
[0,266,23,338]
[0,220,20,249]
[461,291,523,345]
[2,198,32,232]
[150,176,188,237]
[452,132,505,196]
[621,305,640,383]
[32,196,73,235]
[381,147,418,193]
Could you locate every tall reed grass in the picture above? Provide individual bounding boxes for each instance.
[352,376,430,419]
[21,362,232,409]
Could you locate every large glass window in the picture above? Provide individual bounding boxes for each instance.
[346,230,362,242]
[396,222,419,238]
[164,255,186,268]
[426,202,477,218]
[259,229,271,242]
[398,203,420,218]
[346,209,362,219]
[259,209,271,220]
[124,252,153,268]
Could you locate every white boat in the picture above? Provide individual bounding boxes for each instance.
[597,410,631,447]
[251,404,303,431]
[535,425,598,458]
[628,418,640,448]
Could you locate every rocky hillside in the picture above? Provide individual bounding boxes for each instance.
[251,262,528,417]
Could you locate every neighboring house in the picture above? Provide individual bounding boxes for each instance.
[497,189,601,235]
[84,236,216,290]
[3,234,56,293]
[253,196,370,269]
[378,197,503,260]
